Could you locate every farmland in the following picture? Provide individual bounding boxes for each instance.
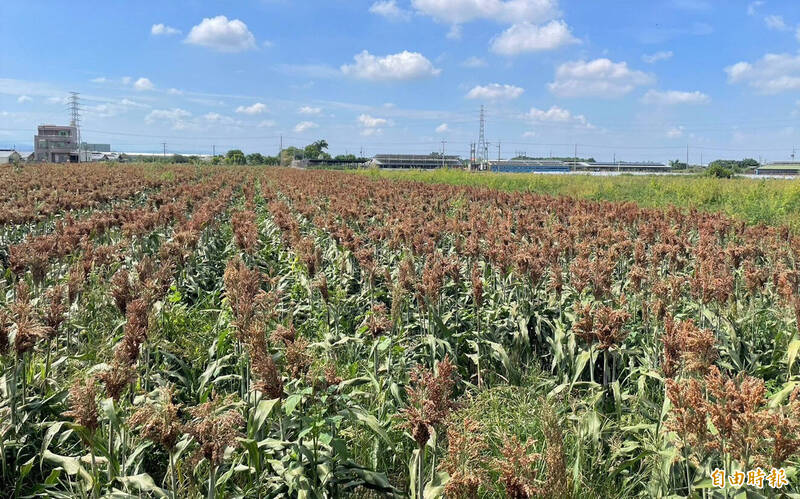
[3,163,800,497]
[358,167,800,230]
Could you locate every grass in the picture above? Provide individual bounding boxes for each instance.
[355,168,800,229]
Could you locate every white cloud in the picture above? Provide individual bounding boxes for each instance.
[490,20,578,55]
[527,105,591,127]
[133,77,155,91]
[548,58,655,98]
[641,89,710,105]
[725,53,800,94]
[447,25,463,39]
[145,108,191,129]
[294,121,319,133]
[522,131,537,137]
[462,56,487,68]
[358,114,390,135]
[151,23,181,36]
[642,50,673,64]
[435,123,450,133]
[747,1,764,15]
[764,15,789,31]
[119,98,149,108]
[235,102,266,114]
[358,114,389,127]
[341,50,441,81]
[257,120,276,128]
[17,95,31,103]
[369,1,411,20]
[796,26,800,42]
[411,0,559,25]
[90,77,108,83]
[167,88,183,95]
[121,76,132,85]
[299,106,322,115]
[203,112,239,125]
[666,126,684,138]
[466,83,524,100]
[185,15,257,52]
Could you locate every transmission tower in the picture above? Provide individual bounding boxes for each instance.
[68,92,82,153]
[477,105,488,170]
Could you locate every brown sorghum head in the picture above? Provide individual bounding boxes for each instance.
[64,377,100,435]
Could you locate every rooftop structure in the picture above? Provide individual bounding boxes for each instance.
[573,161,670,172]
[0,149,24,164]
[80,142,111,152]
[489,159,570,173]
[370,154,462,169]
[34,124,79,163]
[755,162,800,175]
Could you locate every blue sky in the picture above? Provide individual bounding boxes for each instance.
[3,0,800,162]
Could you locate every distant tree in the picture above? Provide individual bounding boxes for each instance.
[225,149,246,165]
[669,159,689,170]
[707,158,759,173]
[263,155,280,165]
[706,163,734,178]
[303,140,331,160]
[334,154,357,161]
[281,147,303,166]
[172,154,189,163]
[211,155,222,165]
[246,153,265,165]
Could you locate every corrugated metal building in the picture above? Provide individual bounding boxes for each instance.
[370,154,462,169]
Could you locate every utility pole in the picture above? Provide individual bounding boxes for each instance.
[162,142,167,157]
[212,144,215,158]
[497,141,501,161]
[686,144,689,166]
[478,105,488,170]
[441,140,447,168]
[573,144,577,169]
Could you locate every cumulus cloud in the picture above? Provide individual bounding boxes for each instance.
[527,105,591,127]
[666,126,684,138]
[90,77,108,83]
[151,23,181,36]
[462,56,488,68]
[145,108,191,129]
[466,83,524,100]
[435,123,450,133]
[299,106,322,115]
[411,0,559,25]
[725,53,800,94]
[747,1,764,15]
[185,15,257,52]
[548,58,654,98]
[133,77,155,91]
[358,114,390,136]
[641,89,710,105]
[17,95,31,103]
[257,120,277,128]
[235,102,266,114]
[358,114,389,127]
[642,50,673,64]
[490,20,578,55]
[294,121,319,133]
[167,88,183,95]
[369,1,411,20]
[764,15,788,31]
[341,50,441,81]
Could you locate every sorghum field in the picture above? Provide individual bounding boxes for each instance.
[3,164,800,498]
